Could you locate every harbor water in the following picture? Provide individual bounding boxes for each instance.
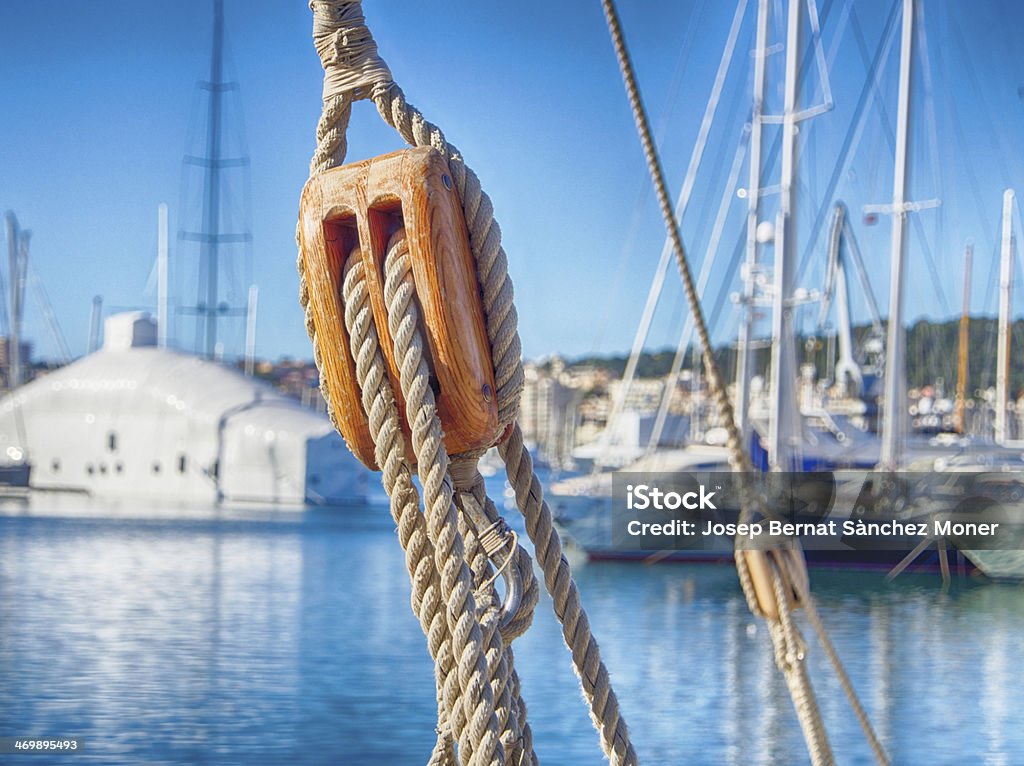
[2,492,1023,765]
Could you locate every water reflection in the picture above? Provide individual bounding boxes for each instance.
[1,497,1023,764]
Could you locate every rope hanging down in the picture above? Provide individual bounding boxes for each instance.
[299,2,638,764]
[599,1,889,765]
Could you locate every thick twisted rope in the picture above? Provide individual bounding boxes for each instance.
[786,556,891,765]
[384,233,530,765]
[345,244,539,765]
[365,65,639,766]
[499,423,639,766]
[379,235,504,765]
[341,251,461,762]
[450,465,538,764]
[302,2,639,763]
[448,457,541,645]
[369,75,641,766]
[448,454,540,764]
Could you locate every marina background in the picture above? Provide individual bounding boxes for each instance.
[3,1,1024,763]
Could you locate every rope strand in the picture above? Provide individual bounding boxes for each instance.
[598,2,889,765]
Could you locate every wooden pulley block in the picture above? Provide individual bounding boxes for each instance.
[740,547,807,620]
[298,147,501,470]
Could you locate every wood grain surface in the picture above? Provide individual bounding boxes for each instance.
[299,147,500,469]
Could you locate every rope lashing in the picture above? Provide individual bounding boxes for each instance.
[299,4,638,760]
[599,1,889,764]
[311,0,391,102]
[448,454,540,645]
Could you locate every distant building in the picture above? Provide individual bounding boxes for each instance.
[520,359,582,468]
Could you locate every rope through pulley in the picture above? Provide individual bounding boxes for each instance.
[599,1,890,764]
[298,2,638,763]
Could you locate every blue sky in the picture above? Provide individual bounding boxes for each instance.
[2,1,1024,364]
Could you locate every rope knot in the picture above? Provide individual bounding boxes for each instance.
[311,0,392,102]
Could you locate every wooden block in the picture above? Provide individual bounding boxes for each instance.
[299,147,500,469]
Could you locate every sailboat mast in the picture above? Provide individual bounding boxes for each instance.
[5,213,26,389]
[245,284,258,377]
[767,0,802,470]
[199,0,225,359]
[157,203,169,349]
[736,0,769,437]
[4,214,17,388]
[879,0,915,470]
[954,242,972,434]
[88,296,103,354]
[995,188,1014,444]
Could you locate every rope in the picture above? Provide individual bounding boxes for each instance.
[499,424,639,766]
[450,459,539,764]
[599,0,749,476]
[599,2,889,765]
[369,83,525,428]
[382,233,514,766]
[311,1,391,102]
[769,555,833,766]
[340,251,459,761]
[449,456,540,644]
[343,238,537,765]
[298,3,641,764]
[791,564,891,765]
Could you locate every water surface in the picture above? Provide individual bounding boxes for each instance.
[1,493,1022,764]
